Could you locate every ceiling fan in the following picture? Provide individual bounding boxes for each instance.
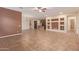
[19,7,47,12]
[33,7,47,12]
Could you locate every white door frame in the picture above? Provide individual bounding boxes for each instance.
[68,16,76,32]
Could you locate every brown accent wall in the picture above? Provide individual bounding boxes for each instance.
[0,7,22,37]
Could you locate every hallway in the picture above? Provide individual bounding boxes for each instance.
[0,30,79,51]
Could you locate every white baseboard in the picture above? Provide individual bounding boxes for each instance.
[46,29,67,33]
[0,33,22,38]
[22,29,30,32]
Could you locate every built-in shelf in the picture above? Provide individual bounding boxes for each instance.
[51,22,58,29]
[48,26,50,29]
[60,17,64,30]
[60,22,64,25]
[47,19,50,21]
[60,18,64,21]
[51,18,58,21]
[60,26,64,30]
[46,16,66,31]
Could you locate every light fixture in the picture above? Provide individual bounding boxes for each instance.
[33,7,47,12]
[39,9,42,12]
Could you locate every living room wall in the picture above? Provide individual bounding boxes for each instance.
[0,7,21,37]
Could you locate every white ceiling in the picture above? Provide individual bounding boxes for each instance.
[6,7,79,19]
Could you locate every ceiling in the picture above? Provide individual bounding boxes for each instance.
[6,7,79,19]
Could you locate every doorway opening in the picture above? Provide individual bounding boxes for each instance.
[40,19,46,30]
[68,17,76,32]
[70,19,75,32]
[34,21,37,29]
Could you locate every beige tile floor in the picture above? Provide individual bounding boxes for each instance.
[0,29,79,51]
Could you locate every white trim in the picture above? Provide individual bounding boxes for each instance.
[0,33,22,38]
[67,16,76,32]
[46,29,66,33]
[46,15,67,33]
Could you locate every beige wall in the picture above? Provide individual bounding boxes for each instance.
[76,13,79,34]
[22,14,30,31]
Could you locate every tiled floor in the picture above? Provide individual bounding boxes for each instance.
[0,30,79,51]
